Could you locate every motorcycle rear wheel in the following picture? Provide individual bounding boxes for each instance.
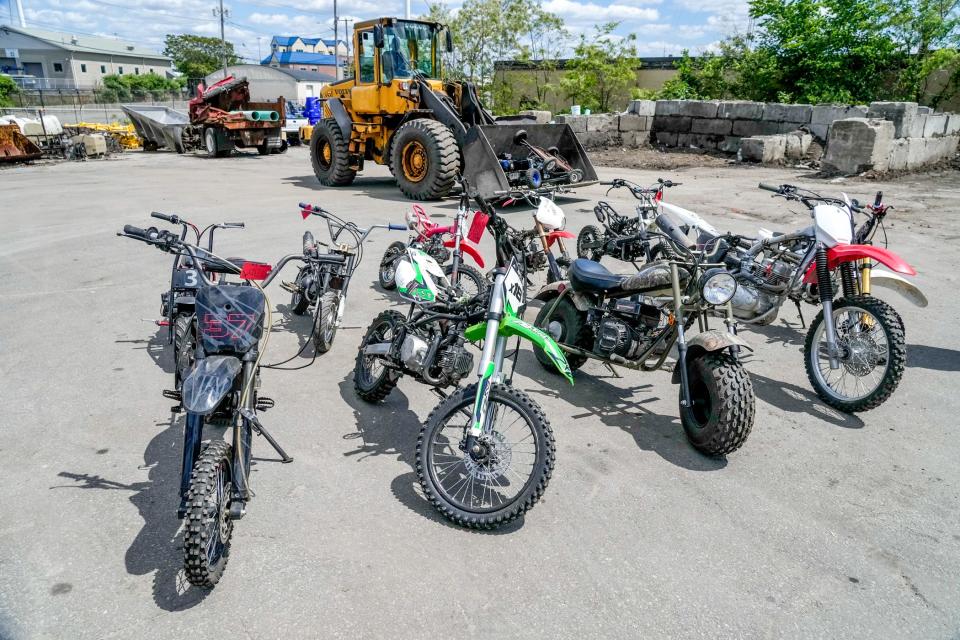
[576,225,603,261]
[354,310,404,402]
[379,241,407,290]
[804,295,905,412]
[533,297,590,372]
[290,267,311,315]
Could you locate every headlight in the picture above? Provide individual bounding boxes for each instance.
[699,269,737,305]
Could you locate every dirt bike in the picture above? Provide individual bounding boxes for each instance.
[378,201,486,298]
[697,183,919,412]
[533,214,756,457]
[355,187,574,529]
[576,178,688,264]
[147,212,245,388]
[282,203,406,354]
[119,223,305,588]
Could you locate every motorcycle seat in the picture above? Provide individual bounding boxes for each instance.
[568,258,686,294]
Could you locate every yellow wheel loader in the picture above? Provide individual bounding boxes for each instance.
[311,17,597,200]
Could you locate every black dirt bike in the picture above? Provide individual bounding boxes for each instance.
[534,213,757,457]
[120,223,307,588]
[147,212,245,387]
[283,203,406,354]
[576,178,680,264]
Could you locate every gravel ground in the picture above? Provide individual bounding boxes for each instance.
[0,147,958,640]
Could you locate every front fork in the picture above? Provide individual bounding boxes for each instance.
[672,263,693,408]
[816,243,841,369]
[465,272,507,455]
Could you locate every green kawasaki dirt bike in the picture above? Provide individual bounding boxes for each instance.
[357,242,572,529]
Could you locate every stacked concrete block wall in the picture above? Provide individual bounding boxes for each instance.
[554,99,654,149]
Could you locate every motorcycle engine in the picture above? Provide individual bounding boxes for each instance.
[727,256,794,324]
[400,334,430,372]
[594,298,662,359]
[438,343,474,385]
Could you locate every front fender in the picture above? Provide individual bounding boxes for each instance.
[181,355,241,415]
[869,269,928,307]
[670,330,752,384]
[442,239,485,268]
[464,315,574,384]
[324,98,353,142]
[546,230,576,248]
[803,243,917,284]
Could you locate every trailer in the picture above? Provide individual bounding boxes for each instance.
[189,76,286,157]
[121,105,193,153]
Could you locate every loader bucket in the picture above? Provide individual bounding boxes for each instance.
[0,124,42,163]
[463,123,598,200]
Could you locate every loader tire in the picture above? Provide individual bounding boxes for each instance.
[311,118,356,186]
[391,119,460,201]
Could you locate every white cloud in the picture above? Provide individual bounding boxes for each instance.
[543,0,658,24]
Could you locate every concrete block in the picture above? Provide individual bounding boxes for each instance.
[811,104,869,125]
[784,132,813,160]
[821,118,895,174]
[519,110,552,124]
[763,103,813,123]
[677,133,720,150]
[946,114,960,135]
[923,114,948,137]
[887,138,909,171]
[675,100,719,118]
[621,130,651,147]
[587,113,619,132]
[691,118,732,135]
[576,130,619,149]
[556,114,587,133]
[718,101,763,120]
[653,115,692,133]
[809,123,830,141]
[618,114,650,131]
[653,130,678,146]
[739,135,786,163]
[867,102,918,138]
[918,106,933,115]
[719,136,741,153]
[732,119,780,137]
[626,100,656,116]
[655,100,685,116]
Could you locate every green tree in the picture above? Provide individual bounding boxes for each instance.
[561,22,639,112]
[163,34,240,79]
[890,0,960,106]
[513,0,567,108]
[0,74,19,107]
[97,73,183,103]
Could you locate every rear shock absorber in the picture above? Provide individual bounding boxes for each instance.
[815,244,840,369]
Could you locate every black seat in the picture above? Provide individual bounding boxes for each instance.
[568,258,685,295]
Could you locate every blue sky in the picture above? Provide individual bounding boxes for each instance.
[1,0,751,62]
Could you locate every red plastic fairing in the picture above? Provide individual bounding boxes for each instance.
[423,224,453,239]
[442,239,485,268]
[547,230,576,247]
[239,262,273,281]
[803,243,916,284]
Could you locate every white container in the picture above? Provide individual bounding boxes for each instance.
[570,105,581,116]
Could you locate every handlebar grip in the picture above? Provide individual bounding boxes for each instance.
[150,212,178,224]
[123,224,149,239]
[388,223,406,231]
[874,191,883,207]
[222,222,245,228]
[758,183,780,193]
[599,181,613,185]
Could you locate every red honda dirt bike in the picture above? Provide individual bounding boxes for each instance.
[378,202,487,298]
[498,189,577,285]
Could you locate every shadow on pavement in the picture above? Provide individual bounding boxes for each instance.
[115,325,174,375]
[53,412,212,611]
[512,354,729,471]
[336,372,524,534]
[749,372,865,428]
[908,344,960,372]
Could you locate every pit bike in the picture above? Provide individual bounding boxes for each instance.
[576,178,692,264]
[377,202,486,297]
[355,187,574,528]
[147,212,245,387]
[283,203,407,354]
[696,183,918,412]
[119,223,304,588]
[533,215,756,456]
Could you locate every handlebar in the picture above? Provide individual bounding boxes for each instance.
[388,223,406,231]
[150,212,179,224]
[220,222,245,229]
[758,183,781,193]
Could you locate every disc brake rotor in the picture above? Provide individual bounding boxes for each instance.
[463,431,512,481]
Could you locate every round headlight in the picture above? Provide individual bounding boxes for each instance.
[699,269,737,305]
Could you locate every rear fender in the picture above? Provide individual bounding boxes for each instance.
[534,281,591,311]
[442,239,485,268]
[803,244,917,284]
[670,330,752,384]
[546,230,575,248]
[869,269,928,307]
[181,355,241,415]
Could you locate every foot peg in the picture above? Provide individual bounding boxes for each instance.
[255,396,275,412]
[279,281,299,294]
[162,389,182,401]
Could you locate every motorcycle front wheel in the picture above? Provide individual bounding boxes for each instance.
[313,291,340,354]
[679,352,755,456]
[576,224,604,261]
[183,440,234,588]
[443,262,487,300]
[804,295,905,412]
[378,241,407,290]
[417,382,555,529]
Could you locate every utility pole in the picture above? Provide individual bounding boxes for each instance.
[339,18,352,65]
[257,36,262,62]
[14,0,26,27]
[213,0,229,78]
[333,0,340,80]
[405,0,410,19]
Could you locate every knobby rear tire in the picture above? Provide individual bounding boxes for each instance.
[354,310,404,402]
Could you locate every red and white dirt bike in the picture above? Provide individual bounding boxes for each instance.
[689,183,923,412]
[378,202,487,298]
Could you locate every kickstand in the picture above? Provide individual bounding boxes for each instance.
[794,300,806,328]
[602,361,622,378]
[240,409,293,463]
